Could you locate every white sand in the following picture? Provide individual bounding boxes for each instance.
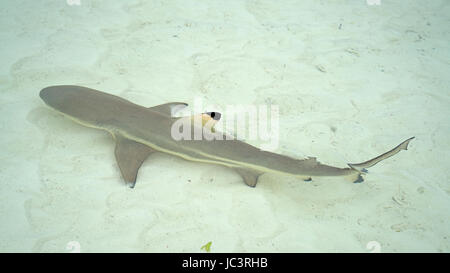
[0,0,449,252]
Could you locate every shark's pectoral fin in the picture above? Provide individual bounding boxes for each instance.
[148,102,188,117]
[114,134,156,188]
[233,168,264,187]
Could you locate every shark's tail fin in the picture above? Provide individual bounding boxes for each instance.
[347,137,415,173]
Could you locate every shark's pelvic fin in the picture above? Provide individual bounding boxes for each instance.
[114,134,156,188]
[233,168,264,187]
[148,102,188,117]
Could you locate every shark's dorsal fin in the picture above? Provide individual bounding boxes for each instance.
[114,134,156,188]
[148,102,188,117]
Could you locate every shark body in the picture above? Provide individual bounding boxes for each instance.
[39,85,414,188]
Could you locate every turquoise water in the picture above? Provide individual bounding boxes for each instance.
[0,0,449,252]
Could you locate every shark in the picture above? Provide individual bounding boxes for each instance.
[39,85,414,188]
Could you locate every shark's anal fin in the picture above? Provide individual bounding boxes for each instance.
[353,174,364,183]
[114,134,156,188]
[233,168,263,187]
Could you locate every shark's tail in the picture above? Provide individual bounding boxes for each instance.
[347,137,415,173]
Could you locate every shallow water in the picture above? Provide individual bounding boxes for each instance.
[0,0,449,252]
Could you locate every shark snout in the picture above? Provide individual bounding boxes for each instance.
[40,86,62,109]
[40,86,58,101]
[39,85,79,110]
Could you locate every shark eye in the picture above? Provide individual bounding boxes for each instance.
[207,112,221,120]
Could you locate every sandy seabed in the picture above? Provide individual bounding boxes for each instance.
[0,0,449,252]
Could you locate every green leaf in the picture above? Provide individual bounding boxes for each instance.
[200,241,212,252]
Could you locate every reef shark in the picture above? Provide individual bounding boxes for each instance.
[39,85,414,188]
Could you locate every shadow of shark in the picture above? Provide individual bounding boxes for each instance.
[39,85,414,188]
